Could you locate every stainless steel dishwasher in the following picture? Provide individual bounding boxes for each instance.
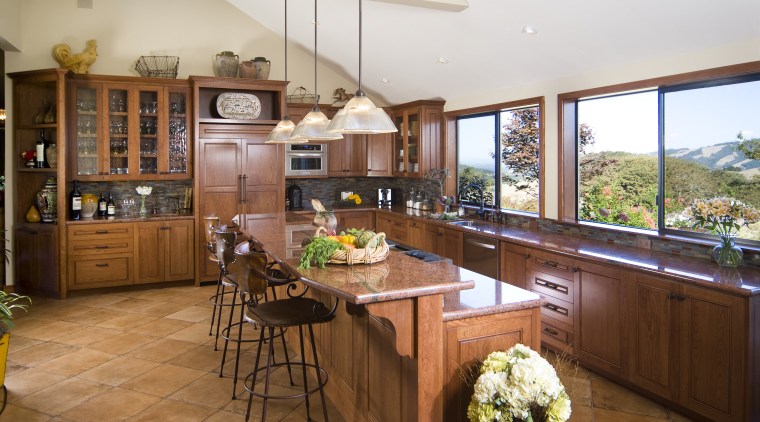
[462,233,499,279]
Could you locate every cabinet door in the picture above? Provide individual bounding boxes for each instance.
[134,221,165,284]
[423,225,444,256]
[327,137,347,176]
[442,227,462,265]
[627,274,678,400]
[367,133,392,177]
[408,220,425,249]
[392,113,406,176]
[159,87,191,178]
[135,86,162,177]
[576,261,625,376]
[338,211,373,231]
[71,82,103,179]
[103,84,132,178]
[346,134,367,176]
[165,220,194,281]
[15,227,59,296]
[406,112,420,177]
[678,285,745,422]
[500,242,526,289]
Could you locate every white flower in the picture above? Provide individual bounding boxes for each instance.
[136,186,153,196]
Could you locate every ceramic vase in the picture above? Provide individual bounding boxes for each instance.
[253,57,271,80]
[238,60,257,78]
[213,51,239,77]
[713,234,743,267]
[36,177,57,223]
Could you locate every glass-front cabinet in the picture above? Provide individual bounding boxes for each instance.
[69,77,191,181]
[392,100,444,178]
[393,111,420,177]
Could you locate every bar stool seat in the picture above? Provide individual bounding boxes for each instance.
[232,248,336,422]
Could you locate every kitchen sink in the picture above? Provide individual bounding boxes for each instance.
[447,220,492,229]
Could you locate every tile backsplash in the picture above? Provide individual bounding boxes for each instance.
[287,177,440,209]
[77,180,193,216]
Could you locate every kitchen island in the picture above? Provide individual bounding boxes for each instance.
[239,213,543,422]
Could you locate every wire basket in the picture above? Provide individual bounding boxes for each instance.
[135,56,179,79]
[286,86,319,104]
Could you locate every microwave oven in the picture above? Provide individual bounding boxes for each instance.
[285,143,328,177]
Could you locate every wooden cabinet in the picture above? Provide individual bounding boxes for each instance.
[408,220,425,249]
[376,212,409,244]
[625,274,749,421]
[9,69,69,298]
[198,125,285,281]
[327,135,367,176]
[423,224,462,265]
[134,219,194,284]
[526,249,578,354]
[69,76,191,180]
[15,225,59,296]
[391,100,445,178]
[336,210,374,231]
[67,223,134,290]
[366,133,393,177]
[575,260,625,377]
[500,242,527,289]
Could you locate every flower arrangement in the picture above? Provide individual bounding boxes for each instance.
[346,193,362,205]
[136,185,153,215]
[468,344,571,422]
[684,197,760,267]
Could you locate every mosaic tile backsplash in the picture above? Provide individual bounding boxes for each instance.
[77,180,193,216]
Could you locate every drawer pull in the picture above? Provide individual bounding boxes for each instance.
[544,303,569,316]
[535,278,569,294]
[95,230,108,234]
[95,245,109,249]
[543,327,560,336]
[160,226,171,230]
[95,263,109,267]
[537,258,569,271]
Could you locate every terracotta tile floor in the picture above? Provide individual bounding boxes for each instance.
[1,284,694,421]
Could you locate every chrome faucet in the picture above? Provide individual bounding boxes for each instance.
[461,183,486,218]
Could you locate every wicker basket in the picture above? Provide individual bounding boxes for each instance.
[315,227,389,265]
[287,86,319,104]
[135,56,179,79]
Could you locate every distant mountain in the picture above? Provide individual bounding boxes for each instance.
[665,141,760,178]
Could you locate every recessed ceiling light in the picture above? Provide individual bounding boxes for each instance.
[437,57,449,64]
[522,26,538,35]
[381,78,391,84]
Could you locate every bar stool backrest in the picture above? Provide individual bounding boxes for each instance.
[215,230,237,270]
[204,216,221,247]
[233,251,269,296]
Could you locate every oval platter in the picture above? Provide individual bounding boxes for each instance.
[216,92,262,120]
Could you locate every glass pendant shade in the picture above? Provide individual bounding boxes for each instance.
[266,118,305,143]
[289,108,343,141]
[326,92,397,134]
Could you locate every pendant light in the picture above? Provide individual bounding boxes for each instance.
[289,0,343,142]
[326,0,397,134]
[266,0,305,144]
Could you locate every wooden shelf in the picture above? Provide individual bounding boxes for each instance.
[17,123,58,130]
[17,167,58,174]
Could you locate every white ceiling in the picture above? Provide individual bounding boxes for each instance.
[227,0,760,106]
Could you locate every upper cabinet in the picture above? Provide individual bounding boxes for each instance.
[327,135,367,176]
[68,75,191,181]
[366,132,393,177]
[391,100,445,178]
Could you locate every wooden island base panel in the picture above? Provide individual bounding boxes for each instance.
[242,213,543,422]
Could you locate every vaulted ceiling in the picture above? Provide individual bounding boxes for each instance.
[227,0,760,106]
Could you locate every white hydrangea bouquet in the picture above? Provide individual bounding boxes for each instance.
[468,344,571,422]
[136,185,153,215]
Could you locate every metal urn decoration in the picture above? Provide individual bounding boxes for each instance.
[36,177,58,223]
[213,51,239,77]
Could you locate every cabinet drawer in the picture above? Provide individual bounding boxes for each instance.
[528,270,575,303]
[527,249,576,279]
[540,316,573,354]
[69,238,134,256]
[68,223,133,240]
[69,255,132,289]
[533,290,574,326]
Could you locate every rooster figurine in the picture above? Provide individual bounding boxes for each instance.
[52,39,98,74]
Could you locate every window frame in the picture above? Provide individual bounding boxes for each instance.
[445,96,545,217]
[558,60,760,243]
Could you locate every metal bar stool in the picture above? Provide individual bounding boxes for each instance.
[219,239,294,398]
[204,216,237,351]
[233,247,336,422]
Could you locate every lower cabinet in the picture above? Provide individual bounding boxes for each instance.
[407,220,425,249]
[15,225,59,296]
[424,225,462,265]
[500,242,526,289]
[135,220,194,284]
[375,212,408,244]
[67,219,193,290]
[336,210,375,231]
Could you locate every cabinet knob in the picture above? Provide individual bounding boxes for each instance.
[160,226,170,230]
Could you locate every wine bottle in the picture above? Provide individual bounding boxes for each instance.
[107,193,116,216]
[35,129,47,168]
[70,180,82,220]
[98,192,107,217]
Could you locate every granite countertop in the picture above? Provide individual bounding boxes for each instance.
[66,214,194,225]
[374,207,760,296]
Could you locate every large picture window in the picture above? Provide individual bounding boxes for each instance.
[456,101,543,214]
[562,65,760,243]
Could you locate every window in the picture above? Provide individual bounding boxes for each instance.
[560,63,760,243]
[455,99,543,215]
